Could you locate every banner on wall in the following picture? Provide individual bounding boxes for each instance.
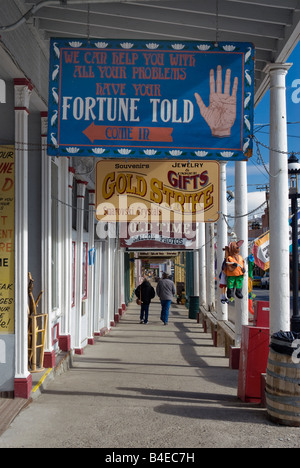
[95,159,220,224]
[0,146,14,334]
[47,39,254,160]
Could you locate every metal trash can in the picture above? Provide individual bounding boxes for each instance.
[188,296,199,320]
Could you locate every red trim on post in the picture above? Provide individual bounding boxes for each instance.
[14,107,30,114]
[59,334,71,352]
[77,180,88,185]
[14,78,34,91]
[14,375,32,399]
[43,350,56,368]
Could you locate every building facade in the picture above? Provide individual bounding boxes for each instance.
[0,0,297,398]
[0,58,134,397]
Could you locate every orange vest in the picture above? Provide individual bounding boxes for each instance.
[226,255,245,276]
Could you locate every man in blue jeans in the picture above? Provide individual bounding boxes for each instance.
[135,278,155,324]
[156,272,176,325]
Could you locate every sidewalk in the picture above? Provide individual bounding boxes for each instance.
[0,347,71,438]
[1,298,299,448]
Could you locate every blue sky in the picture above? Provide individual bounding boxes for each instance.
[226,41,300,217]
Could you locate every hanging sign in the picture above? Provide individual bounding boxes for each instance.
[0,146,14,334]
[95,159,219,224]
[47,39,254,160]
[252,231,270,271]
[119,221,199,250]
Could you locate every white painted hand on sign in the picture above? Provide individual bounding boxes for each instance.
[194,65,238,137]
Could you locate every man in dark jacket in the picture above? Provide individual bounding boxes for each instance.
[135,278,155,324]
[156,272,176,325]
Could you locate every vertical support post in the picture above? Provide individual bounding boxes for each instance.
[58,157,71,353]
[199,223,207,306]
[120,248,126,313]
[234,161,249,345]
[103,240,109,329]
[264,63,291,335]
[87,190,95,343]
[14,79,33,398]
[40,112,56,367]
[217,162,228,321]
[205,223,215,311]
[93,240,103,333]
[41,112,52,347]
[114,237,121,323]
[74,180,88,354]
[108,237,115,327]
[59,166,75,351]
[290,192,300,332]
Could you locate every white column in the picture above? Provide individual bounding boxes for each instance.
[14,79,32,395]
[114,238,120,322]
[40,112,55,363]
[135,257,142,287]
[74,180,88,354]
[64,166,75,351]
[107,237,115,327]
[40,113,51,319]
[264,63,292,335]
[99,241,105,326]
[205,223,215,311]
[216,162,228,321]
[103,240,110,329]
[87,190,95,343]
[120,248,126,313]
[59,158,72,351]
[94,240,103,332]
[234,161,249,345]
[199,223,207,306]
[117,247,124,316]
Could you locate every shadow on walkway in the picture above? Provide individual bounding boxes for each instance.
[1,297,282,448]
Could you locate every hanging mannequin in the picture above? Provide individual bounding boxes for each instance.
[225,240,245,299]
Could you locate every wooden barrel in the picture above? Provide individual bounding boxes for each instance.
[266,348,300,427]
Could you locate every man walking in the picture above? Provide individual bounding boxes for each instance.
[156,272,176,325]
[135,278,155,324]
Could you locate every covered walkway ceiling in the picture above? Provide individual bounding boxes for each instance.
[16,0,300,105]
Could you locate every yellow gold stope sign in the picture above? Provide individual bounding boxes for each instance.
[96,160,220,223]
